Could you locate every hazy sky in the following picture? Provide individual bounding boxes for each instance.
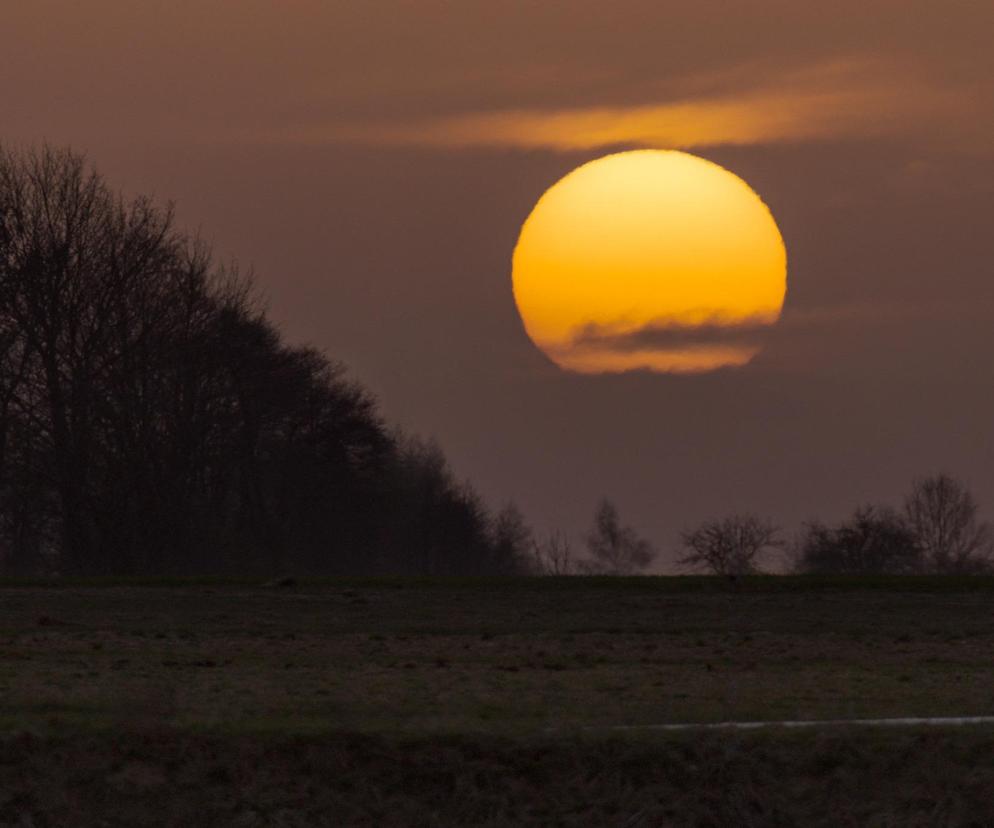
[6,2,994,568]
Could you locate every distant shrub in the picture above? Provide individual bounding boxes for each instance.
[793,506,922,575]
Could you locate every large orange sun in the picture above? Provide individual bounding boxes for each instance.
[511,150,787,373]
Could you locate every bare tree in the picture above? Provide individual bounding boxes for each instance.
[530,530,574,575]
[678,514,781,575]
[904,474,993,574]
[584,499,655,575]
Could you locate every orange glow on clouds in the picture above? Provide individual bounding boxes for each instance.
[511,151,787,374]
[340,89,851,151]
[317,61,965,153]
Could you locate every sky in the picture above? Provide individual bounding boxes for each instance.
[5,1,994,568]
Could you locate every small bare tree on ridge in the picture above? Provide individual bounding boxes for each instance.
[530,530,574,575]
[904,474,993,574]
[678,514,781,575]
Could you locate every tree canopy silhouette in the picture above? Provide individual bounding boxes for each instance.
[0,145,528,577]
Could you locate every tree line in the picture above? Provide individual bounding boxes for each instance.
[675,474,994,576]
[0,146,535,576]
[528,475,994,578]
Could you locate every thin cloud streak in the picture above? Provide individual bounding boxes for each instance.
[307,62,966,152]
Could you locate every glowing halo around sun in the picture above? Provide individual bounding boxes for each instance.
[511,150,787,374]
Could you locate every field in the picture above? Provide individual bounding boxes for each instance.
[5,576,994,825]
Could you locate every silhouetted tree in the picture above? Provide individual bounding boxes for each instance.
[678,514,781,575]
[794,506,921,575]
[904,474,993,574]
[490,503,533,575]
[583,499,655,575]
[373,435,529,576]
[0,145,197,572]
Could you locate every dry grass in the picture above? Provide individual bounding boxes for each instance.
[3,577,994,824]
[3,579,994,734]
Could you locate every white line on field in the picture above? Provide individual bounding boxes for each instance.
[588,716,994,732]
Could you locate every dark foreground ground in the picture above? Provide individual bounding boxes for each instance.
[7,728,994,826]
[4,576,994,825]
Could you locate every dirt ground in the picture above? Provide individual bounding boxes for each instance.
[6,727,994,826]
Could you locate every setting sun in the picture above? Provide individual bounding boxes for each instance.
[511,150,787,373]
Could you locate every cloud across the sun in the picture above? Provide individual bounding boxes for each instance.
[557,302,957,374]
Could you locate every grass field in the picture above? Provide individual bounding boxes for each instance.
[4,576,994,824]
